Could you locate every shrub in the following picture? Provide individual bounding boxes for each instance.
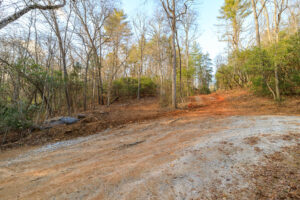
[215,31,300,98]
[199,86,211,94]
[113,77,157,99]
[0,101,33,134]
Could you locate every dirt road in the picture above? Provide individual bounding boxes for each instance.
[0,93,299,199]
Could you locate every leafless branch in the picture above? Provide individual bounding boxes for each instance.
[0,0,66,29]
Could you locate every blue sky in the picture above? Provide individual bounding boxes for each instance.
[122,0,226,65]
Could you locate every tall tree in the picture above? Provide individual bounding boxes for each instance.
[181,8,198,96]
[260,0,272,43]
[218,0,251,89]
[287,0,300,33]
[218,0,251,50]
[159,0,191,109]
[133,13,147,100]
[250,0,267,47]
[42,2,75,114]
[104,9,131,106]
[191,43,212,93]
[149,11,169,97]
[273,0,289,100]
[73,0,114,105]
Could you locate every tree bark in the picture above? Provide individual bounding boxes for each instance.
[176,30,182,98]
[272,0,287,100]
[251,0,261,47]
[137,36,144,100]
[171,0,177,109]
[84,55,90,111]
[185,27,189,97]
[97,35,104,105]
[260,0,272,42]
[51,11,72,115]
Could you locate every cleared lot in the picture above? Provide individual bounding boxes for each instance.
[0,115,299,199]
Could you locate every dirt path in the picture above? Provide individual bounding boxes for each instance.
[0,114,299,199]
[0,92,299,199]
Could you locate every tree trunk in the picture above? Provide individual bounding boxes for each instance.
[266,79,276,100]
[84,57,89,111]
[274,62,280,100]
[137,65,141,99]
[185,28,189,97]
[251,0,261,47]
[160,75,164,97]
[171,0,177,109]
[107,80,112,106]
[13,74,20,103]
[61,51,71,114]
[138,37,144,100]
[172,28,177,108]
[107,45,117,106]
[260,0,272,42]
[92,66,96,106]
[0,68,2,88]
[52,13,71,115]
[157,36,164,98]
[176,30,182,98]
[273,0,281,101]
[98,66,104,105]
[97,35,104,105]
[274,28,280,101]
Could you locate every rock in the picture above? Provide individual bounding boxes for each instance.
[42,116,79,129]
[60,117,79,125]
[49,120,65,126]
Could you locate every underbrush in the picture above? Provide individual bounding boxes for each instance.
[113,77,157,99]
[0,101,38,144]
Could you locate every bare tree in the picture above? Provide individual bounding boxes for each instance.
[218,0,251,51]
[159,0,191,109]
[260,0,272,43]
[73,30,93,111]
[0,0,66,29]
[181,8,197,96]
[149,11,169,97]
[250,0,267,47]
[287,0,300,33]
[104,9,131,106]
[133,13,147,100]
[73,0,114,105]
[273,0,289,100]
[42,1,75,114]
[273,0,289,43]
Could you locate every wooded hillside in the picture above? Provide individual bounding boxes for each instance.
[0,0,299,138]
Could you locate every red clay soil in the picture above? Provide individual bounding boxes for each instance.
[1,90,299,150]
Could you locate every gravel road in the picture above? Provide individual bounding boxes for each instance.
[0,115,299,199]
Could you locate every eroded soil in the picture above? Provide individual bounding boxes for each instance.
[0,91,299,199]
[1,90,299,149]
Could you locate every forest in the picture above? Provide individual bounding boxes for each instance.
[0,0,299,137]
[0,1,299,199]
[215,0,299,101]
